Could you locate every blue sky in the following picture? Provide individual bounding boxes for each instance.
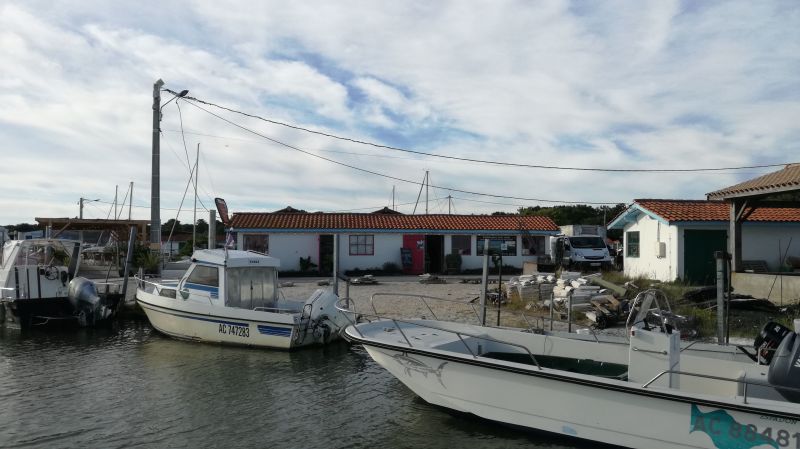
[1,0,798,224]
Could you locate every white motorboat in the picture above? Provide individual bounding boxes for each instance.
[0,239,121,328]
[341,290,800,449]
[136,249,351,349]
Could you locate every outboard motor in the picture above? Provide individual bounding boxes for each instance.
[754,322,792,365]
[68,277,113,327]
[768,331,800,403]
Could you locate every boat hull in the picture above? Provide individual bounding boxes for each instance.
[137,290,314,349]
[1,295,121,329]
[359,342,799,449]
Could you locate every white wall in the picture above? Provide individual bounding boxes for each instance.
[337,233,403,272]
[237,231,554,273]
[265,233,319,271]
[741,225,800,270]
[624,217,800,281]
[623,214,678,282]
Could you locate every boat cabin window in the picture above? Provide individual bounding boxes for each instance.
[185,265,219,287]
[225,267,277,310]
[14,242,73,267]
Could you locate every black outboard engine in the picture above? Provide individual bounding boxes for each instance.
[755,322,792,365]
[768,331,800,403]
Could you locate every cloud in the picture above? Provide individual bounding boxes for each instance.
[0,1,798,225]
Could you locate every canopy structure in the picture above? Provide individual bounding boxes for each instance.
[706,163,800,272]
[35,217,150,242]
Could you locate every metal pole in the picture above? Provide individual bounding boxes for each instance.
[79,197,84,219]
[121,226,136,302]
[114,185,118,220]
[192,146,199,250]
[128,182,133,220]
[151,79,164,254]
[496,252,502,326]
[332,234,339,295]
[479,239,489,326]
[715,251,725,345]
[208,210,216,249]
[425,170,429,214]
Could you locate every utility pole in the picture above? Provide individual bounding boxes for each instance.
[151,79,164,251]
[79,197,85,219]
[448,195,452,215]
[425,170,429,215]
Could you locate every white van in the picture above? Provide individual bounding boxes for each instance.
[551,234,613,270]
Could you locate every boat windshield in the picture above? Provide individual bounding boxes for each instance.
[226,267,278,310]
[569,237,606,249]
[14,241,75,267]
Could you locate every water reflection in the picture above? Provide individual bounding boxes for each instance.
[0,321,607,448]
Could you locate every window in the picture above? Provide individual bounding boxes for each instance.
[626,231,640,258]
[349,235,374,255]
[243,234,268,254]
[451,235,471,256]
[186,265,219,287]
[569,236,606,249]
[522,236,545,255]
[476,236,517,256]
[225,267,277,310]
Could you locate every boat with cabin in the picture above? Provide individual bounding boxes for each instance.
[340,290,800,448]
[0,238,122,328]
[135,248,352,349]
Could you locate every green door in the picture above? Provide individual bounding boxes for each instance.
[683,230,727,285]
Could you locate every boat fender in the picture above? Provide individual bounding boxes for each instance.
[767,332,800,403]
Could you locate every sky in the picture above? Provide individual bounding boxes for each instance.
[1,0,798,225]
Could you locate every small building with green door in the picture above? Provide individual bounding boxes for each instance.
[608,199,800,284]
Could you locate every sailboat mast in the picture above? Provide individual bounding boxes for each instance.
[193,143,199,251]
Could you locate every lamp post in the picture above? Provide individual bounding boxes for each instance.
[151,79,188,264]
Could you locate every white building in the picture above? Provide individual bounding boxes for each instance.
[229,212,560,274]
[608,199,800,283]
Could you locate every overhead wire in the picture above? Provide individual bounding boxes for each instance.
[174,101,210,211]
[182,99,617,205]
[172,91,796,173]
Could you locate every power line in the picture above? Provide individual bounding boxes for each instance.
[172,91,796,173]
[182,99,618,205]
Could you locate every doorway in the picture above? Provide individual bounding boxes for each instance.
[683,230,727,285]
[425,235,444,274]
[319,235,334,275]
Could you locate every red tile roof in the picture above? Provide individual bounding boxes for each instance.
[634,199,800,223]
[707,164,800,199]
[230,213,560,232]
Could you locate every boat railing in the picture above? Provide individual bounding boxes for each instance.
[641,369,800,405]
[336,295,543,369]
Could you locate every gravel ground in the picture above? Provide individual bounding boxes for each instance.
[278,277,612,333]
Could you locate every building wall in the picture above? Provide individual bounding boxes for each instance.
[625,218,800,281]
[337,233,404,272]
[258,233,320,271]
[741,224,800,270]
[236,231,554,272]
[622,214,678,281]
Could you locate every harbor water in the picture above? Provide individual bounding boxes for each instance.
[0,320,607,448]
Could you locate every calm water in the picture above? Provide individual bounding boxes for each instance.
[0,321,604,449]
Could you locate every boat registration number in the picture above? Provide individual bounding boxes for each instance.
[218,323,250,338]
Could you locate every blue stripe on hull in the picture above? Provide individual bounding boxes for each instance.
[258,325,292,337]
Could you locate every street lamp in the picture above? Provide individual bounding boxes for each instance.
[79,197,100,219]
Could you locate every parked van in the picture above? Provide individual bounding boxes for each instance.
[551,234,613,270]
